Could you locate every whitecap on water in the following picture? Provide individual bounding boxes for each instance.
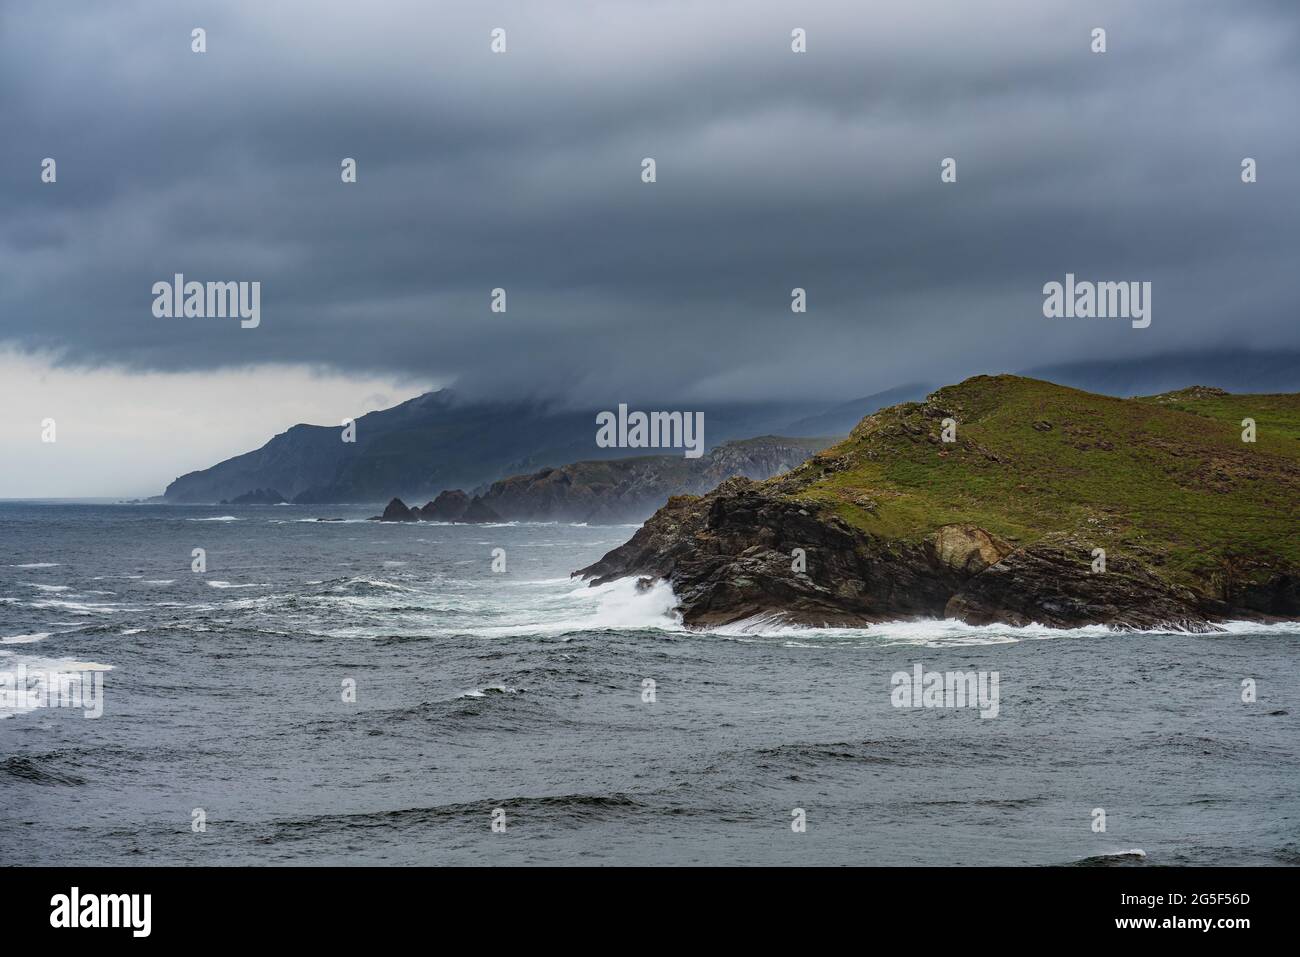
[0,651,114,719]
[700,611,1300,646]
[1,633,51,645]
[465,576,683,638]
[331,577,408,591]
[28,599,122,615]
[457,684,520,699]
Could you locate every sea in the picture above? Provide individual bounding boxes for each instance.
[2,501,1297,866]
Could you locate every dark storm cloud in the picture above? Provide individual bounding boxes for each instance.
[1,0,1297,402]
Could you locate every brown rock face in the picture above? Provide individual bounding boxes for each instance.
[573,481,1267,632]
[928,525,1013,576]
[942,537,1210,630]
[577,479,963,627]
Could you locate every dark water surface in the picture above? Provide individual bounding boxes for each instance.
[1,502,1296,865]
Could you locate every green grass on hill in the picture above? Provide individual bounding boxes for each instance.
[775,376,1299,589]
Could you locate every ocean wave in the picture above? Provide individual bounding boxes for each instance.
[1066,849,1148,867]
[255,792,645,842]
[329,577,410,593]
[188,516,241,522]
[754,740,902,768]
[0,755,87,786]
[270,518,366,524]
[206,581,269,589]
[699,607,1300,645]
[457,684,520,699]
[1,633,51,645]
[8,562,60,568]
[461,577,683,639]
[27,599,124,615]
[0,653,113,719]
[0,653,113,672]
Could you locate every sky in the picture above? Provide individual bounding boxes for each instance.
[1,0,1298,496]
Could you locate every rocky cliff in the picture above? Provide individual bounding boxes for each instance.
[463,436,835,524]
[575,376,1300,630]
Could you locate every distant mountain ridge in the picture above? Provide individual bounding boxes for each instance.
[163,351,1300,505]
[161,390,846,504]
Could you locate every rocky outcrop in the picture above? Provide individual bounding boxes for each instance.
[368,495,499,524]
[941,537,1210,630]
[575,376,1300,630]
[463,498,502,523]
[578,479,967,627]
[574,479,1259,631]
[928,525,1013,576]
[468,436,835,525]
[421,490,470,522]
[378,497,417,522]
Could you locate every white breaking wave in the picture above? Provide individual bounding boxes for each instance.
[9,562,60,568]
[27,599,123,615]
[708,614,1300,644]
[206,581,268,589]
[465,576,683,638]
[1,633,51,645]
[188,516,241,522]
[457,684,519,699]
[570,577,682,631]
[568,579,1300,645]
[333,578,409,591]
[271,518,366,524]
[0,651,113,719]
[1080,848,1148,862]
